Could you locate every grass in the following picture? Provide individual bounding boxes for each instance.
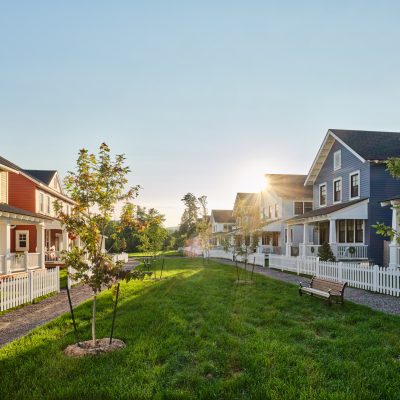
[129,250,183,257]
[1,258,400,399]
[59,268,68,289]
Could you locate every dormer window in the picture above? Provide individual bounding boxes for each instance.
[334,150,341,170]
[319,183,327,207]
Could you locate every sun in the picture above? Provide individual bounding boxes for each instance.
[236,163,269,193]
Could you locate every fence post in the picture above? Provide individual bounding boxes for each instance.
[316,257,320,277]
[56,266,60,292]
[29,271,34,302]
[373,265,379,292]
[338,262,343,282]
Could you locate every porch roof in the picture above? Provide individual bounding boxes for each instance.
[0,203,51,223]
[285,198,367,225]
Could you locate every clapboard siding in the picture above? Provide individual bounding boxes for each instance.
[367,164,400,264]
[313,141,370,209]
[0,171,7,203]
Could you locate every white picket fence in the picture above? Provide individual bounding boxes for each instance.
[0,267,60,311]
[269,254,400,297]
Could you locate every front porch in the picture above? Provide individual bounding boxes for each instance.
[286,199,369,261]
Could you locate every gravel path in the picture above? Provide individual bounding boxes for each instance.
[214,258,400,316]
[0,259,140,348]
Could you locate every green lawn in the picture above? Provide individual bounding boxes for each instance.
[59,267,68,289]
[129,250,183,257]
[1,259,400,399]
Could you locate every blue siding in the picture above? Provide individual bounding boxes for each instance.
[313,141,370,208]
[367,164,400,264]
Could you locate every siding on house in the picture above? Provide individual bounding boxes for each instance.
[367,164,400,264]
[11,225,37,253]
[0,171,8,203]
[313,141,370,209]
[8,172,36,213]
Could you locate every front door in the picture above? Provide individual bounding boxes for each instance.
[319,222,329,244]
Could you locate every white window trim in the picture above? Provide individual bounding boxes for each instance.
[16,230,29,252]
[349,170,361,200]
[333,177,342,204]
[319,182,327,207]
[334,150,341,171]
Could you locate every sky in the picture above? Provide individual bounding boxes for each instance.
[1,1,400,226]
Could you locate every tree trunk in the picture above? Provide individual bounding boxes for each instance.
[92,294,96,346]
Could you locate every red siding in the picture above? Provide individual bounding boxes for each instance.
[8,172,36,213]
[10,225,37,253]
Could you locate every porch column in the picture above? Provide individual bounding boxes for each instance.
[37,222,45,269]
[389,206,399,269]
[285,226,292,256]
[329,219,337,259]
[300,223,309,257]
[0,222,11,274]
[62,229,69,251]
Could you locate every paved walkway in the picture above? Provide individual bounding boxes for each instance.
[214,258,400,316]
[0,259,140,348]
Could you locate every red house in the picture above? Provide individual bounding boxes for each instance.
[0,156,75,275]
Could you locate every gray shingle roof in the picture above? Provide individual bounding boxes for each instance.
[211,210,235,223]
[266,174,312,198]
[286,198,366,223]
[0,203,51,220]
[331,129,400,161]
[23,170,57,186]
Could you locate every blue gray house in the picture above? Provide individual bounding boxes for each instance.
[286,129,400,265]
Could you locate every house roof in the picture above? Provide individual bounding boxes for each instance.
[331,129,400,161]
[305,129,400,185]
[285,198,366,224]
[211,210,235,224]
[0,203,52,220]
[265,174,312,199]
[23,170,57,186]
[233,193,259,212]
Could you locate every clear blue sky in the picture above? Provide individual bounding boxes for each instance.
[1,1,400,226]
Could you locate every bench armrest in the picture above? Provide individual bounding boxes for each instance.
[299,281,309,288]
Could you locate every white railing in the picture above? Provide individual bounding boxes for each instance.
[333,244,368,259]
[45,250,62,262]
[9,254,25,272]
[112,252,129,263]
[302,244,321,257]
[269,254,400,297]
[257,246,282,255]
[27,253,40,268]
[0,267,60,312]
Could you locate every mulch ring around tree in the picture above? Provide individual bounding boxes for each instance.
[64,338,125,357]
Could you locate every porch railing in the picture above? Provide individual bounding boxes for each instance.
[45,250,62,262]
[332,244,368,259]
[2,253,42,274]
[302,244,321,257]
[257,245,282,255]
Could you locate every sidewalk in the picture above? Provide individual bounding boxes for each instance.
[214,258,400,316]
[0,259,140,348]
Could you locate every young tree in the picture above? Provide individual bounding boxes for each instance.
[55,143,146,347]
[318,242,336,262]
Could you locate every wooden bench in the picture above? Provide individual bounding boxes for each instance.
[299,277,347,305]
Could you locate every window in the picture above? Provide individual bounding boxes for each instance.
[304,202,313,213]
[39,193,44,213]
[350,172,360,199]
[47,196,51,214]
[274,204,279,218]
[294,202,304,215]
[319,183,327,207]
[333,178,342,203]
[262,232,269,245]
[294,201,313,215]
[346,220,355,242]
[16,230,29,251]
[355,220,363,243]
[338,220,346,243]
[334,150,341,170]
[268,205,272,218]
